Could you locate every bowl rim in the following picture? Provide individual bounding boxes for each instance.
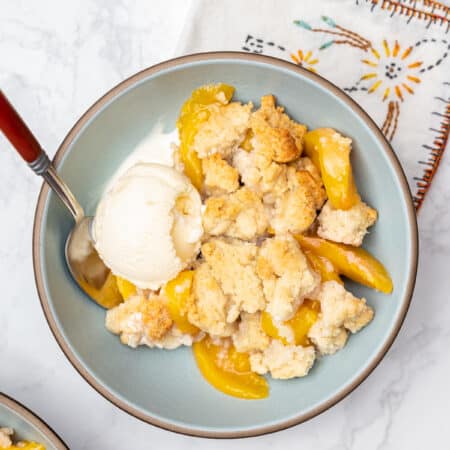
[32,51,419,439]
[0,393,68,449]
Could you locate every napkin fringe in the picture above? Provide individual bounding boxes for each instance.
[363,0,450,30]
[413,91,450,210]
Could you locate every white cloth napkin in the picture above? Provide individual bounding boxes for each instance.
[176,0,450,210]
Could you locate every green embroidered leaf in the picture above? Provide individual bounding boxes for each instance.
[293,20,312,30]
[319,40,334,50]
[321,16,336,27]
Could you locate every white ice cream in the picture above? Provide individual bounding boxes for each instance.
[93,163,203,290]
[104,124,178,192]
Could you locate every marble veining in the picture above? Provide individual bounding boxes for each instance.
[1,1,448,448]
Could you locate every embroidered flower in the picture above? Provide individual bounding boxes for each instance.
[360,40,422,101]
[243,13,450,211]
[290,50,319,72]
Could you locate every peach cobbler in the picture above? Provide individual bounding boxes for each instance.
[94,84,393,399]
[0,428,44,449]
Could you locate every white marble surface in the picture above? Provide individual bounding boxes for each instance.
[0,1,448,448]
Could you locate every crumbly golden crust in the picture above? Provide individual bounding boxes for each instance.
[0,428,13,448]
[256,236,320,321]
[201,238,266,322]
[233,148,289,198]
[202,187,268,240]
[250,95,307,163]
[317,281,374,333]
[188,263,236,337]
[231,95,308,200]
[105,295,173,347]
[233,151,323,235]
[270,167,318,234]
[253,124,299,163]
[308,281,374,354]
[307,323,348,355]
[293,162,327,209]
[249,340,316,379]
[202,153,239,196]
[232,312,270,352]
[194,102,252,158]
[106,90,381,382]
[317,200,378,246]
[292,156,321,180]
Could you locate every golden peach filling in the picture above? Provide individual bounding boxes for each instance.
[177,84,235,190]
[304,128,360,210]
[79,271,122,309]
[115,276,137,300]
[193,337,268,399]
[296,235,393,294]
[261,299,321,347]
[8,443,45,450]
[0,433,46,450]
[303,249,343,285]
[104,84,393,400]
[163,270,199,335]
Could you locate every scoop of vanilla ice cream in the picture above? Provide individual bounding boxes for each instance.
[93,163,203,289]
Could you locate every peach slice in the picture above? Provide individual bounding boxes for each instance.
[9,443,45,450]
[193,337,269,399]
[304,128,360,210]
[296,235,393,294]
[261,299,321,347]
[177,84,235,190]
[79,271,123,309]
[163,270,199,335]
[303,249,343,285]
[115,276,137,300]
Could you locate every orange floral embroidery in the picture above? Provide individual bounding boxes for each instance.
[243,8,450,212]
[294,17,448,142]
[289,15,450,211]
[361,40,422,102]
[290,50,319,72]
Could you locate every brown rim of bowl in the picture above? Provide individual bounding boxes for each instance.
[0,393,68,449]
[32,51,418,439]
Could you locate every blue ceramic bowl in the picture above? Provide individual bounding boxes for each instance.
[33,53,418,437]
[0,394,67,449]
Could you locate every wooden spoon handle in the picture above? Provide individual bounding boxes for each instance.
[0,90,83,221]
[0,90,43,163]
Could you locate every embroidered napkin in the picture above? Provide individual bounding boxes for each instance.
[176,0,450,210]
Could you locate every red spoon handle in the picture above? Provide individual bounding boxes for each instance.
[0,90,43,163]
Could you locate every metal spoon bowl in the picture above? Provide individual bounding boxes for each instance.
[0,90,122,309]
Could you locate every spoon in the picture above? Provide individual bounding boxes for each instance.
[0,90,122,309]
